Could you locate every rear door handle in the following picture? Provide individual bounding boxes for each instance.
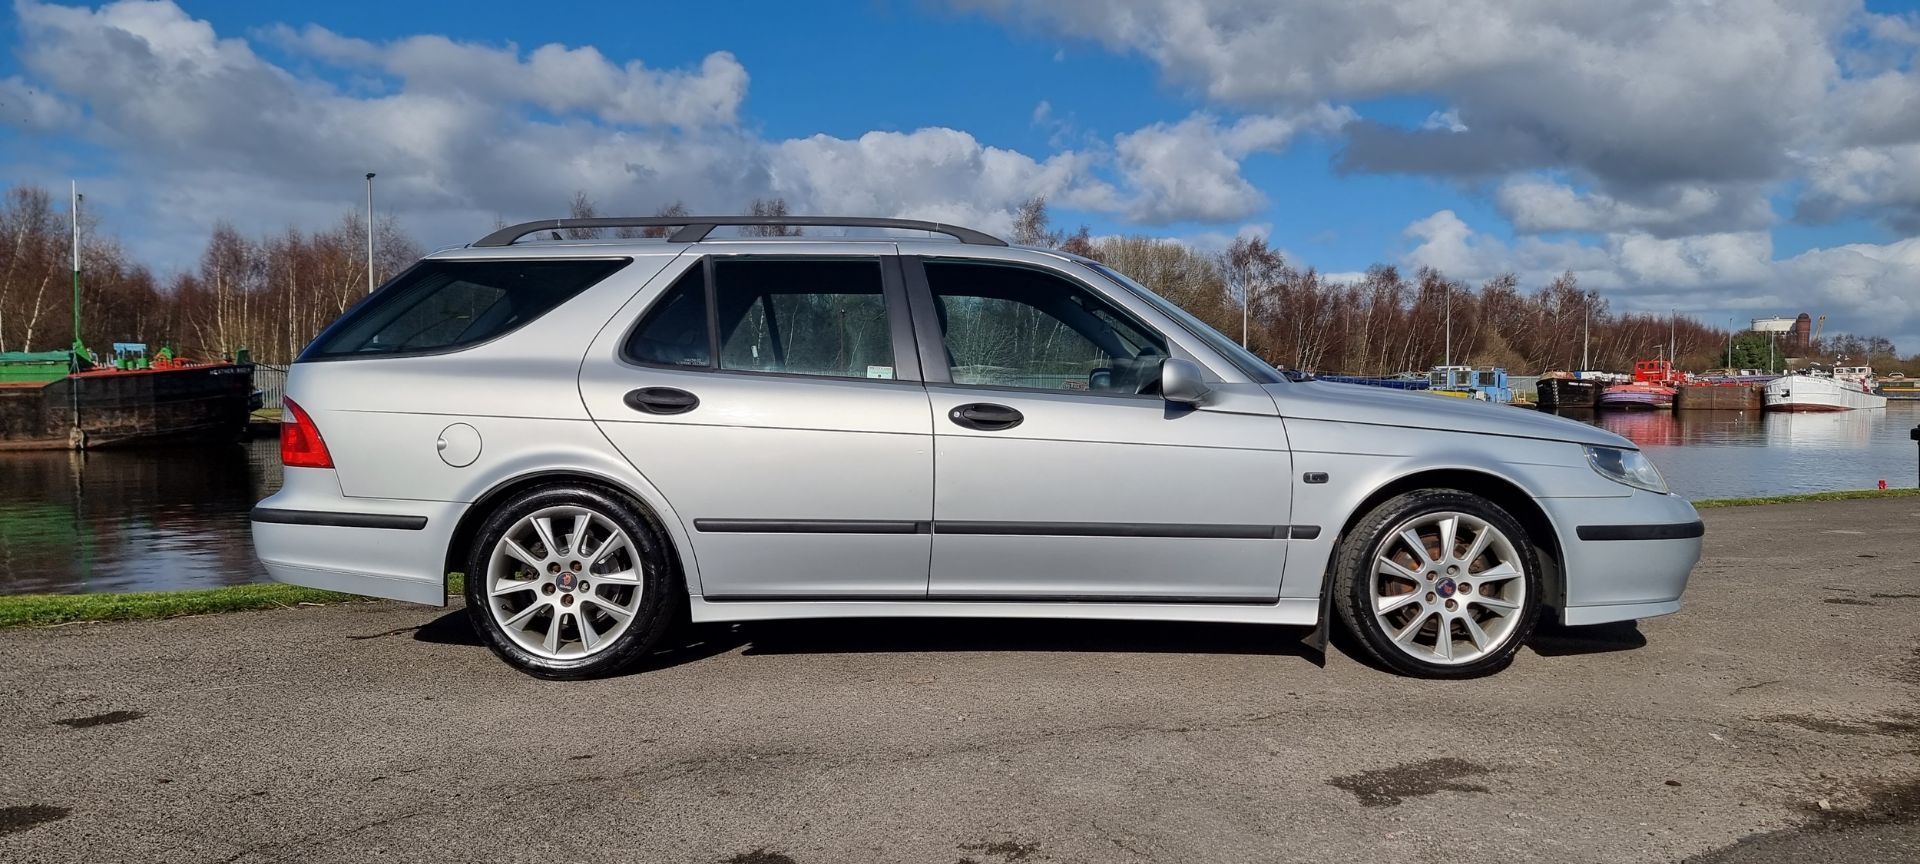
[624,387,699,415]
[949,403,1023,431]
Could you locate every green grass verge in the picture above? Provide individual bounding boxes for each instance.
[1692,487,1920,508]
[0,573,465,629]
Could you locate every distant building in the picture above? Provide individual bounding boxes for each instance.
[1751,313,1813,355]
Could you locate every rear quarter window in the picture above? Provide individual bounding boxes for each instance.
[301,258,629,361]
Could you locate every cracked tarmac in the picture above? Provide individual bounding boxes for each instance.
[1,497,1916,862]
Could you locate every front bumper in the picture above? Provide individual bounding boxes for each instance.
[1541,491,1703,626]
[250,468,464,606]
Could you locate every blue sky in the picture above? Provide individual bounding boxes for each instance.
[4,0,1920,347]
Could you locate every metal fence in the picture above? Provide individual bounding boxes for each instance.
[254,363,288,412]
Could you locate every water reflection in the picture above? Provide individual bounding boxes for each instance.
[1579,402,1919,499]
[0,440,280,595]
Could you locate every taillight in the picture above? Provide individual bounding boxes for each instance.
[281,397,334,469]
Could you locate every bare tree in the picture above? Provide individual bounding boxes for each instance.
[564,191,601,239]
[1219,236,1283,349]
[1011,196,1060,247]
[624,201,689,239]
[743,198,801,236]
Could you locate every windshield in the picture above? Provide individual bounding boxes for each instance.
[1084,262,1286,385]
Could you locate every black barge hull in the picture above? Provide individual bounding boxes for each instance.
[1536,377,1600,410]
[0,363,254,450]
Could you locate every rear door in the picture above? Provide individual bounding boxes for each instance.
[579,246,934,598]
[908,257,1293,601]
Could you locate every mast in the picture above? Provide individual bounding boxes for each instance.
[70,181,81,355]
[1581,294,1591,370]
[1444,285,1452,367]
[1668,309,1676,371]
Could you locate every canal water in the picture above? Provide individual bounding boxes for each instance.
[3,402,1918,595]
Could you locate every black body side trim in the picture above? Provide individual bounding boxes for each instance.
[250,508,428,531]
[1575,521,1706,541]
[694,519,931,535]
[692,519,1312,540]
[935,521,1284,539]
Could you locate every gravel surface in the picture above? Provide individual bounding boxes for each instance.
[2,498,1916,863]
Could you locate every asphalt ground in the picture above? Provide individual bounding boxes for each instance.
[2,497,1917,863]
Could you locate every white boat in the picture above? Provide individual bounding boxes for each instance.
[1762,366,1888,412]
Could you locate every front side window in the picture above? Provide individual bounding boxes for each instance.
[623,258,897,381]
[924,261,1167,394]
[305,258,627,360]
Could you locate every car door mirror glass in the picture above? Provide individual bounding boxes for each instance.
[1159,357,1212,406]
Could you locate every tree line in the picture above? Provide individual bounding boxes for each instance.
[0,183,1911,375]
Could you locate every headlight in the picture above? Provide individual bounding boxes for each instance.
[1585,446,1668,494]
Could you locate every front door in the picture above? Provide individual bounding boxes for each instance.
[911,258,1293,601]
[580,249,934,598]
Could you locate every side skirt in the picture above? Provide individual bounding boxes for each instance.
[687,596,1321,626]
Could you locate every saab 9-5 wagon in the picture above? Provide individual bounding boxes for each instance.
[252,216,1703,679]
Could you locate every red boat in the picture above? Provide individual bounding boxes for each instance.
[1599,360,1681,410]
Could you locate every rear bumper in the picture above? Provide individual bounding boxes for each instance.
[250,469,463,607]
[1541,492,1703,625]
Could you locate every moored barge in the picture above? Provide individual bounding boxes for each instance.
[0,347,255,450]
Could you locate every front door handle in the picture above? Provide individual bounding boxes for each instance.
[624,387,700,415]
[949,403,1023,431]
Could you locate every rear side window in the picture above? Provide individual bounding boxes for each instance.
[623,258,897,380]
[303,258,628,360]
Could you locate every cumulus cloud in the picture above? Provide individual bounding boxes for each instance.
[0,0,1338,265]
[1398,210,1920,348]
[1496,177,1775,237]
[961,0,1920,231]
[1110,106,1352,223]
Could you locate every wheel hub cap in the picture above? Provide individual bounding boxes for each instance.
[555,571,577,592]
[1435,577,1457,598]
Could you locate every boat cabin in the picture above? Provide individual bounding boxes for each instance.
[1631,359,1679,383]
[1427,365,1514,402]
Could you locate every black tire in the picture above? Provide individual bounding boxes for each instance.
[463,484,679,679]
[1331,489,1542,679]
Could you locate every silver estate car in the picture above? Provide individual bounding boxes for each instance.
[252,216,1703,680]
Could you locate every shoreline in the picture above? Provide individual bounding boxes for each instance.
[3,487,1916,629]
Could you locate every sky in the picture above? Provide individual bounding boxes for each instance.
[3,0,1920,349]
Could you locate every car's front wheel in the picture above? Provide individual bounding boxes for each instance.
[1332,490,1541,678]
[464,484,677,679]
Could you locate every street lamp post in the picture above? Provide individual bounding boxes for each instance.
[365,173,376,294]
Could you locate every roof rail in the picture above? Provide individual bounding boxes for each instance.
[472,216,1007,248]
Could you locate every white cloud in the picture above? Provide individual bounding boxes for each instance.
[0,0,1340,268]
[1110,106,1352,223]
[1398,209,1920,348]
[1496,177,1775,237]
[0,75,78,131]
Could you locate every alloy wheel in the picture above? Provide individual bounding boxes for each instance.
[485,505,645,660]
[1369,511,1527,665]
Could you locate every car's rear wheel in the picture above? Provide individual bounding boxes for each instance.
[1332,489,1541,678]
[464,485,677,679]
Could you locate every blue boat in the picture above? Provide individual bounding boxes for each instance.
[1427,366,1514,403]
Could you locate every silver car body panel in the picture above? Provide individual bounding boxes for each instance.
[253,234,1701,631]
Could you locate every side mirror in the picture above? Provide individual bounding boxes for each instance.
[1159,357,1213,406]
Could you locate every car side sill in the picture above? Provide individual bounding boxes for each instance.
[688,596,1321,626]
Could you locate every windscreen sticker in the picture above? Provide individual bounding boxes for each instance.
[867,365,895,379]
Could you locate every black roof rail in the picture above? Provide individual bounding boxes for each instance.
[472,216,1007,248]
